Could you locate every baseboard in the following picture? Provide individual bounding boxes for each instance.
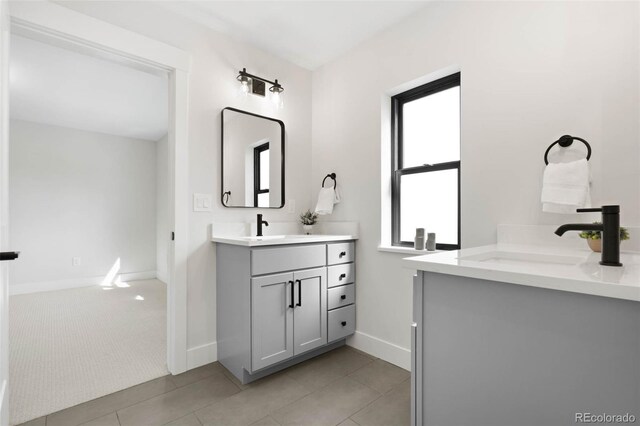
[9,270,157,295]
[187,341,218,370]
[0,379,7,426]
[347,331,411,371]
[120,270,157,282]
[156,270,169,284]
[185,333,409,372]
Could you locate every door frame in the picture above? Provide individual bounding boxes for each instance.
[6,2,191,377]
[0,1,11,423]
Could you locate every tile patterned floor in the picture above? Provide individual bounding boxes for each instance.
[17,346,410,426]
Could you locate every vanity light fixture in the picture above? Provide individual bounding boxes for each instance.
[237,68,284,108]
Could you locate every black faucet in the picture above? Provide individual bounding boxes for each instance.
[257,214,269,237]
[555,205,622,267]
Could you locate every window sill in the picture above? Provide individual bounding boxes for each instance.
[377,245,446,255]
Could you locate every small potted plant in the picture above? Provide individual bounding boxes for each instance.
[299,209,318,235]
[579,222,630,252]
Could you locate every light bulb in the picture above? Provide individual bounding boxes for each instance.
[269,80,284,109]
[240,80,249,94]
[237,73,251,96]
[271,90,283,108]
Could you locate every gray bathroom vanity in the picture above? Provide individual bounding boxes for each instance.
[404,244,640,426]
[214,235,357,384]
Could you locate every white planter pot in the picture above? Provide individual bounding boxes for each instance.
[302,224,314,235]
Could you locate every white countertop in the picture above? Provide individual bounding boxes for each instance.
[211,234,357,247]
[403,244,640,302]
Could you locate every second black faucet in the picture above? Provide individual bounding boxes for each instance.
[555,205,622,267]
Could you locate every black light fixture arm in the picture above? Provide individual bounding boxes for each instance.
[238,68,284,91]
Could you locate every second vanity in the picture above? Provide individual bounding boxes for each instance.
[213,234,357,384]
[404,236,640,426]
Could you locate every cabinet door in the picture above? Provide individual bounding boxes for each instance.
[251,272,294,371]
[293,267,327,355]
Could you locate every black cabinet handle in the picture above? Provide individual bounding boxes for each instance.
[288,281,294,308]
[0,251,20,261]
[341,321,347,326]
[339,251,346,258]
[296,279,302,306]
[340,295,346,300]
[339,273,346,280]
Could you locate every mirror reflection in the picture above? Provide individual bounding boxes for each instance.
[221,108,284,208]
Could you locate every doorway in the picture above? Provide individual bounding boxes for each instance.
[0,3,190,425]
[8,31,169,424]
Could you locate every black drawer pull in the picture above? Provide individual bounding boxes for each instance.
[296,279,302,307]
[339,273,346,280]
[341,321,347,326]
[288,281,294,308]
[339,251,347,257]
[340,295,346,300]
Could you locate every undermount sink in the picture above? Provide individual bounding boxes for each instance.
[237,234,319,241]
[238,235,286,241]
[458,251,583,266]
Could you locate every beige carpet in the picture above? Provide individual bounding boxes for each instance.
[9,279,168,425]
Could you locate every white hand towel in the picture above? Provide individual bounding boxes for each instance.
[315,187,340,215]
[541,158,591,213]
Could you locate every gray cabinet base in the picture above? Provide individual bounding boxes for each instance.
[412,271,640,426]
[222,339,346,385]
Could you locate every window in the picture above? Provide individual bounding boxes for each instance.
[391,73,460,250]
[254,142,270,207]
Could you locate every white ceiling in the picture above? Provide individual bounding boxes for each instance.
[161,1,430,70]
[10,34,168,141]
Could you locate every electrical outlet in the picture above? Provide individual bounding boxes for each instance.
[72,257,81,266]
[287,199,296,214]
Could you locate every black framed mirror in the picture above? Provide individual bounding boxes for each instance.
[221,107,285,208]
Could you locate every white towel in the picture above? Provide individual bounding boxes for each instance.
[541,158,591,213]
[315,187,341,215]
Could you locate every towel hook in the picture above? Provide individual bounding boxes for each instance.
[322,173,337,189]
[544,135,592,165]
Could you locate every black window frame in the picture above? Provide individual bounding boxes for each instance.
[253,142,270,207]
[391,72,461,250]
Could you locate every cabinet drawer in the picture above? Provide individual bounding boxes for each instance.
[328,304,355,343]
[252,244,326,276]
[327,263,354,288]
[327,284,355,311]
[327,242,354,265]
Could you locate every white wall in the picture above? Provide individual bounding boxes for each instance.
[311,1,640,366]
[9,120,158,291]
[156,133,169,283]
[54,1,314,363]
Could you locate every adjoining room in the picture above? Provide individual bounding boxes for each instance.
[8,33,170,424]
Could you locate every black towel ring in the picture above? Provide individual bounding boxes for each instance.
[322,173,337,189]
[544,135,592,165]
[222,191,231,204]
